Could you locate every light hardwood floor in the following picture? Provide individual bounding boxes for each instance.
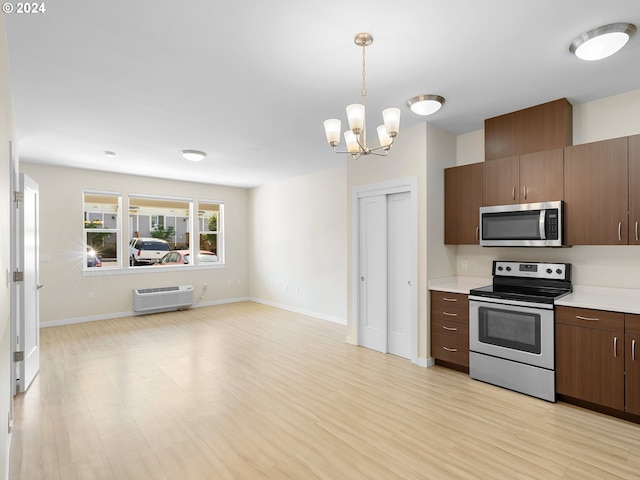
[9,301,640,479]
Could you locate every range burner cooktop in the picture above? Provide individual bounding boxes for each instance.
[469,261,572,305]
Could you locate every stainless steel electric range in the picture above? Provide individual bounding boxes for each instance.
[468,260,572,402]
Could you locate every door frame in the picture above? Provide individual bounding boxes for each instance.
[9,142,18,398]
[352,177,418,364]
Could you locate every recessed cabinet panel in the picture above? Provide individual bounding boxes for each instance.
[564,137,629,245]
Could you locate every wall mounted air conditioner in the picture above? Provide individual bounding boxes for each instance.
[133,285,193,313]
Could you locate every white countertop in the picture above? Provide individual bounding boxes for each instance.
[428,276,492,295]
[429,278,640,314]
[556,286,640,315]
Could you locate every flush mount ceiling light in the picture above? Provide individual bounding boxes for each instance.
[569,22,636,61]
[407,95,445,116]
[180,149,207,162]
[323,32,401,159]
[104,150,117,157]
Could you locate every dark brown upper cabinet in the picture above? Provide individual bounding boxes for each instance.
[485,98,573,161]
[444,163,483,245]
[564,137,629,245]
[630,134,640,245]
[482,148,563,206]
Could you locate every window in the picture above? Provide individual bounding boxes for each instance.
[128,194,191,266]
[198,201,223,263]
[83,191,121,269]
[82,191,224,272]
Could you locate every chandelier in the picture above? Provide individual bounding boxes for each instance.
[323,33,400,159]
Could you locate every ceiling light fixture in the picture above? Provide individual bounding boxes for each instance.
[323,33,400,159]
[180,149,207,162]
[407,95,445,116]
[569,22,636,61]
[104,150,116,157]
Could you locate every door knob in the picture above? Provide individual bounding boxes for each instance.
[360,276,365,281]
[36,284,46,290]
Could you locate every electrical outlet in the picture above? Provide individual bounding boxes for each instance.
[462,260,468,270]
[88,292,94,300]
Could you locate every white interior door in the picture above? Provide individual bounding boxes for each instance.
[387,192,412,359]
[18,173,40,392]
[358,195,387,353]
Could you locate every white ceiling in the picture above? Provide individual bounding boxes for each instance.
[4,0,640,188]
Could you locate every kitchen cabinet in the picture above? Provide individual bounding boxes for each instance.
[485,98,572,161]
[626,314,640,415]
[482,148,563,206]
[629,134,640,245]
[556,306,625,411]
[563,137,629,245]
[430,291,469,371]
[444,163,482,244]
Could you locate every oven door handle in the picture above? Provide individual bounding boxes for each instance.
[468,295,554,310]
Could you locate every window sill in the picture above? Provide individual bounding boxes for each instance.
[83,263,226,276]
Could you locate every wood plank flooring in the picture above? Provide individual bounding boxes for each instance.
[9,301,640,479]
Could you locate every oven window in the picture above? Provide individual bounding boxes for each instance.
[478,307,541,354]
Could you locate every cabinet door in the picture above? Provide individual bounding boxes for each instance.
[564,137,629,245]
[444,163,482,244]
[482,156,519,206]
[519,148,563,203]
[629,135,640,245]
[626,314,640,415]
[556,323,624,410]
[556,306,625,410]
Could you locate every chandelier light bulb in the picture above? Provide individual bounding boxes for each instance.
[377,125,392,148]
[346,104,365,134]
[323,119,342,146]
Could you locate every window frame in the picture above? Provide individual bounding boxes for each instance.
[83,190,122,271]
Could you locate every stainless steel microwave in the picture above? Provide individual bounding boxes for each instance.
[479,201,564,247]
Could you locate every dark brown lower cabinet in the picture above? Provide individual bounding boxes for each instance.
[556,306,625,411]
[430,291,469,371]
[626,314,640,415]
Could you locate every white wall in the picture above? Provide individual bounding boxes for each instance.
[248,166,347,323]
[19,163,250,325]
[454,89,640,289]
[0,14,15,479]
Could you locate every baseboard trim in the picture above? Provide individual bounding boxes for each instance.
[40,297,251,328]
[248,298,347,325]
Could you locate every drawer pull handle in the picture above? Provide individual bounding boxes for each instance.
[442,346,458,353]
[633,339,637,362]
[576,315,600,321]
[443,326,458,331]
[476,226,479,242]
[442,297,457,302]
[614,336,618,358]
[512,186,515,201]
[442,312,458,317]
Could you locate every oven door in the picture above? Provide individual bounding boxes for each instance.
[469,297,554,370]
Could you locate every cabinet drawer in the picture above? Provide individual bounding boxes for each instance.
[626,314,640,335]
[431,291,469,309]
[556,306,624,332]
[431,303,469,323]
[432,333,469,367]
[431,317,469,343]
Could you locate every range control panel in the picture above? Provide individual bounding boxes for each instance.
[492,261,571,281]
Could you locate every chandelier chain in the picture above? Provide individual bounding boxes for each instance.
[360,43,367,102]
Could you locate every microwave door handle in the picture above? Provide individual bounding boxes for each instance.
[539,210,546,240]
